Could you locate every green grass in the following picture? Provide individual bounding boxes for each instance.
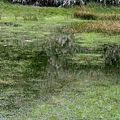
[76,33,120,48]
[86,2,120,14]
[1,71,120,119]
[0,1,120,120]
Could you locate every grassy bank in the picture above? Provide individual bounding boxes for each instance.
[0,1,120,119]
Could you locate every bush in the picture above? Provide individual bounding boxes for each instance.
[103,44,120,69]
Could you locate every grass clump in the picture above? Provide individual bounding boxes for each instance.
[74,11,98,20]
[23,13,38,21]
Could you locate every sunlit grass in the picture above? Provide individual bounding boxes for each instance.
[76,32,120,48]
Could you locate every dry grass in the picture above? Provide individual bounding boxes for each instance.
[88,21,120,34]
[74,11,120,20]
[98,14,120,20]
[0,79,15,84]
[68,21,120,35]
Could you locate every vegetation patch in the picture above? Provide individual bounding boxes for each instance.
[74,11,98,20]
[68,21,120,35]
[103,44,120,71]
[0,1,120,119]
[74,11,120,20]
[98,13,120,20]
[23,13,38,21]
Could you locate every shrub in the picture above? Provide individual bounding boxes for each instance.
[27,29,77,77]
[41,30,76,69]
[103,44,120,69]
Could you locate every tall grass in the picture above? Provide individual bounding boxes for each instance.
[74,11,98,20]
